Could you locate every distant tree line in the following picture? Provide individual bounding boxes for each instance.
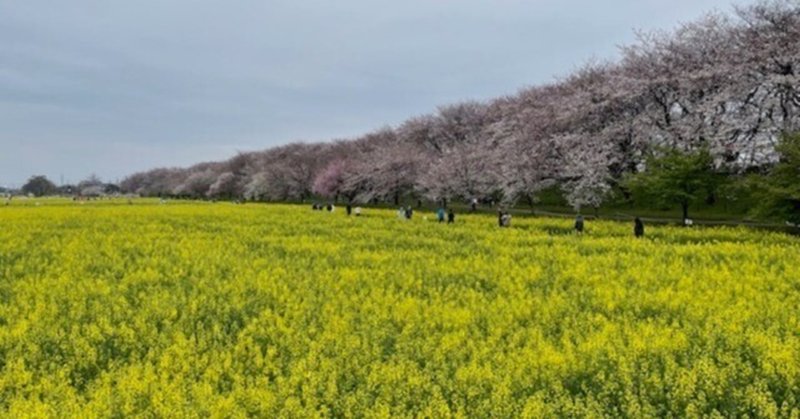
[18,174,121,198]
[115,1,798,222]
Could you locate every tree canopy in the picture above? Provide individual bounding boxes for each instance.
[118,1,800,218]
[626,147,722,221]
[750,132,800,224]
[21,175,57,197]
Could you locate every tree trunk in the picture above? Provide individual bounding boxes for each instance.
[681,202,689,225]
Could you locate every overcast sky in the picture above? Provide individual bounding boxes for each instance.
[1,0,741,187]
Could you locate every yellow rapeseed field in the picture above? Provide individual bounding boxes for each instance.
[1,200,799,417]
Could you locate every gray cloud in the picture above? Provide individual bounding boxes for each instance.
[0,0,737,187]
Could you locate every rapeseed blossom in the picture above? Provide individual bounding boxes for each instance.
[0,201,798,417]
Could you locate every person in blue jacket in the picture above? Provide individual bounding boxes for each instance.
[436,207,446,223]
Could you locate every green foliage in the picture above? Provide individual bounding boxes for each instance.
[749,133,800,225]
[21,175,57,197]
[625,147,722,220]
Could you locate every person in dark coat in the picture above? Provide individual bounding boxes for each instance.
[326,203,332,212]
[447,209,455,224]
[574,215,584,234]
[405,207,413,220]
[346,203,352,216]
[498,210,504,227]
[634,217,645,238]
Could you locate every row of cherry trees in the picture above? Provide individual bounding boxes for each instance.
[121,1,800,211]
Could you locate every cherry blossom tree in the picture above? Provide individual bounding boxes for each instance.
[312,159,350,201]
[559,134,618,214]
[172,169,216,198]
[207,172,241,199]
[119,1,800,210]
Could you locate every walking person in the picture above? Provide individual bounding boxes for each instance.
[436,207,446,223]
[574,214,584,234]
[447,209,455,224]
[346,203,352,216]
[498,210,511,227]
[634,217,645,238]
